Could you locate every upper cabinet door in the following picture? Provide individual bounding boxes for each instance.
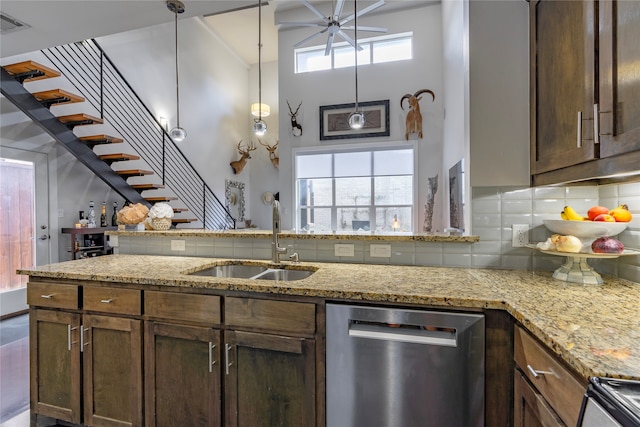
[598,0,640,157]
[530,0,596,175]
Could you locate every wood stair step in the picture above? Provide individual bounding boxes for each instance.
[172,207,189,213]
[130,184,166,193]
[116,169,154,179]
[79,135,124,148]
[32,89,84,108]
[172,218,198,224]
[2,60,61,83]
[99,153,140,165]
[58,113,103,129]
[145,196,178,202]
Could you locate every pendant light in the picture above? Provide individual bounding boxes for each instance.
[253,0,267,136]
[348,0,365,130]
[167,0,187,142]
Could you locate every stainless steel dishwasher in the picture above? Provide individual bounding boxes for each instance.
[326,304,485,427]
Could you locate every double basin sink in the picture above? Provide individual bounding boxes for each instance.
[188,262,316,281]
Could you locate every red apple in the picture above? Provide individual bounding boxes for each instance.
[587,206,609,220]
[593,213,615,222]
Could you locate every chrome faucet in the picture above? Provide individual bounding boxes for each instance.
[272,200,287,263]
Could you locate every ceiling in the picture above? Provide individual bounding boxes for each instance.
[0,1,409,65]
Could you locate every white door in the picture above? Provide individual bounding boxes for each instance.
[0,148,50,317]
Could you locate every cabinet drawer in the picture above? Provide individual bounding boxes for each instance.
[83,286,141,315]
[145,291,221,325]
[225,297,315,336]
[27,282,79,309]
[514,326,585,427]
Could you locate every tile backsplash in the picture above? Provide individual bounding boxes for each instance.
[113,182,640,284]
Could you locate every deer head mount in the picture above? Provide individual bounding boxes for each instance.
[258,139,279,169]
[287,100,303,136]
[230,140,257,174]
[400,89,435,140]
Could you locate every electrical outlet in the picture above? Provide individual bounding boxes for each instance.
[171,240,186,251]
[512,224,529,247]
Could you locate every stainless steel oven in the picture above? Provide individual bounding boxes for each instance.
[577,377,640,427]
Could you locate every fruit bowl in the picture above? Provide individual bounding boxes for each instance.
[543,219,629,238]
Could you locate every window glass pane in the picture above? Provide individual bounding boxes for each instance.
[334,44,370,68]
[296,49,331,73]
[296,154,332,178]
[335,152,370,177]
[375,207,412,232]
[335,177,371,205]
[299,208,332,232]
[374,149,413,175]
[374,176,412,205]
[338,208,371,232]
[298,178,333,206]
[373,37,412,63]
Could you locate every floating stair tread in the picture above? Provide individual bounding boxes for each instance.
[2,60,60,82]
[99,153,140,162]
[79,135,124,145]
[58,113,104,126]
[172,207,189,213]
[116,169,154,177]
[33,89,84,106]
[172,218,197,223]
[145,196,178,202]
[130,184,165,190]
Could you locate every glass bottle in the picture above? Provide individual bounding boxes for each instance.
[87,201,96,228]
[111,202,118,226]
[100,202,107,227]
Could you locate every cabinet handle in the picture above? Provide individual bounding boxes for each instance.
[41,294,54,299]
[80,326,90,352]
[100,298,114,304]
[225,343,233,375]
[208,342,217,373]
[577,111,582,148]
[527,364,554,379]
[68,324,72,351]
[593,104,599,145]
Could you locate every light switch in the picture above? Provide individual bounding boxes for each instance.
[370,244,391,258]
[171,240,186,251]
[334,244,355,257]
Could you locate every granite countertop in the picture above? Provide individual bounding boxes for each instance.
[19,254,639,381]
[105,228,480,243]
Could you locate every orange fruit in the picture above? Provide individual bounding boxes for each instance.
[587,206,609,220]
[609,205,632,222]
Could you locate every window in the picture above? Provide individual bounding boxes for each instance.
[295,33,413,74]
[295,146,414,233]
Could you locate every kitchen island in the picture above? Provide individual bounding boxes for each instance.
[20,254,640,426]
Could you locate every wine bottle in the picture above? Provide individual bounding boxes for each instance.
[88,201,96,228]
[100,202,107,227]
[111,202,118,226]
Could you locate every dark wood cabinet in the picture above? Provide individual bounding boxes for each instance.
[530,0,640,186]
[224,330,316,427]
[514,369,565,427]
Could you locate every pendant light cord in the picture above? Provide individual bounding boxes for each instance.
[354,0,359,112]
[258,0,263,122]
[174,8,181,128]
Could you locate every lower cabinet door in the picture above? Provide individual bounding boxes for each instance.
[514,369,565,427]
[224,330,316,427]
[144,322,221,427]
[83,314,143,427]
[30,309,82,424]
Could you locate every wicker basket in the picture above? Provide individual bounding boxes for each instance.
[151,217,172,230]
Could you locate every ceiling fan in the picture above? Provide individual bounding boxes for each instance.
[278,0,387,55]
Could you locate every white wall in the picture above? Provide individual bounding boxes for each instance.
[277,3,445,232]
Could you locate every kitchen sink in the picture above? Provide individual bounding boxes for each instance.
[188,263,316,281]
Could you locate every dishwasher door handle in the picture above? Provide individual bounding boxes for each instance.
[348,322,457,347]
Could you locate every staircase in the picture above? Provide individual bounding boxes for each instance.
[2,42,235,230]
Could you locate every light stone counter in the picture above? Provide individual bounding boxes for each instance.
[19,254,639,382]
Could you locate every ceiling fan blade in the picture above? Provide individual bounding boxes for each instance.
[301,0,329,21]
[325,33,335,56]
[294,28,329,48]
[342,25,387,33]
[333,0,346,20]
[340,0,386,25]
[338,30,362,51]
[278,21,327,28]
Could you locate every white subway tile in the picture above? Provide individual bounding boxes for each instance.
[502,199,532,214]
[534,186,565,199]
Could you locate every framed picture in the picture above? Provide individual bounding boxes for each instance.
[320,99,390,140]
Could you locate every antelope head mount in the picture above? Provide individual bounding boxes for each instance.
[230,140,257,175]
[400,89,435,140]
[258,139,279,169]
[287,100,303,136]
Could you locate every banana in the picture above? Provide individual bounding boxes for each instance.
[560,211,568,220]
[563,205,585,221]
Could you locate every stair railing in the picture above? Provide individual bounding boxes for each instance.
[41,39,235,230]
